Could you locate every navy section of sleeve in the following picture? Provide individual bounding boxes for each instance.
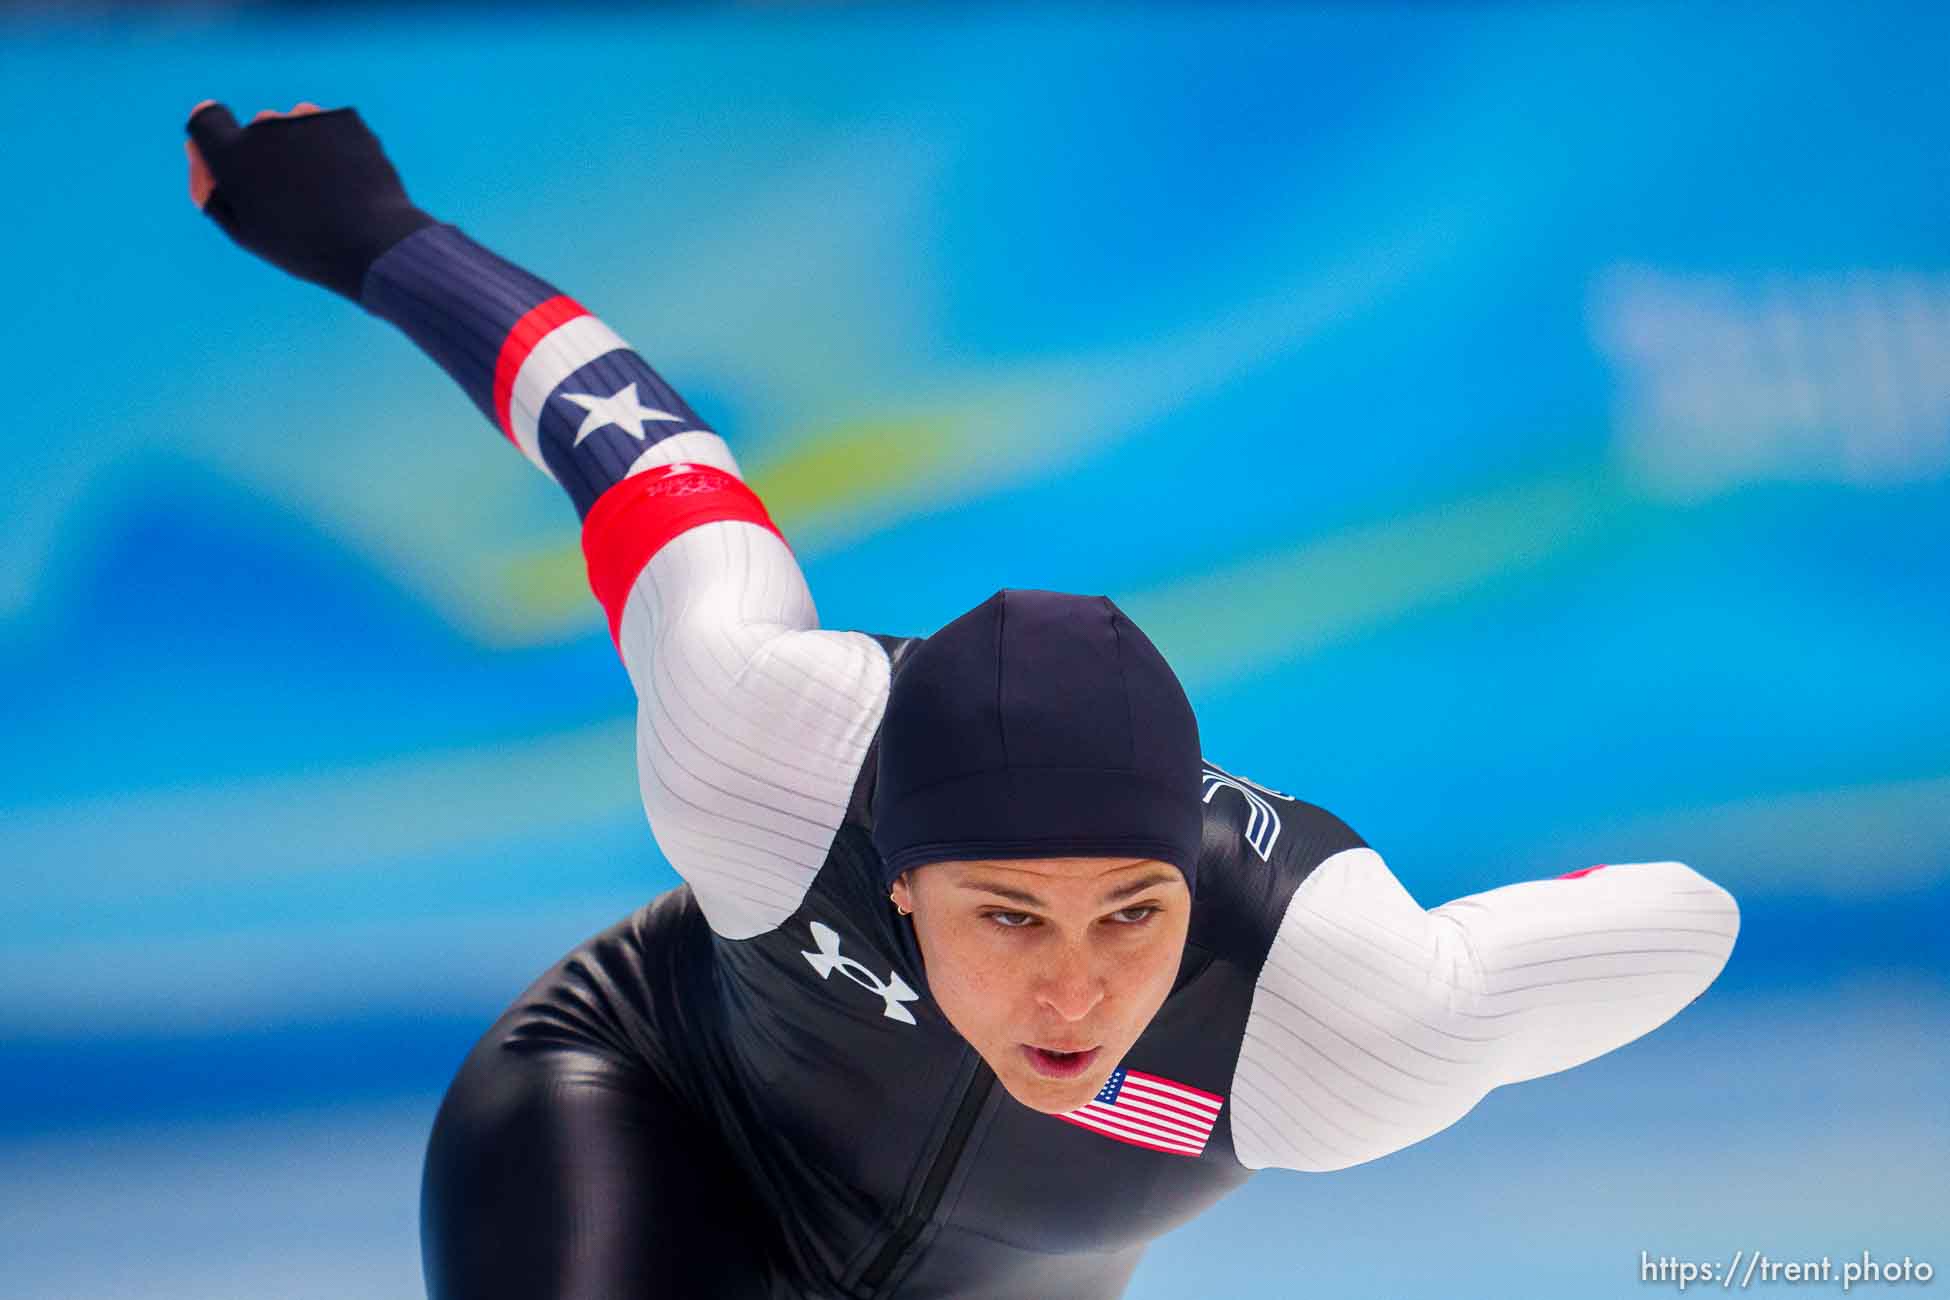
[531,350,711,518]
[361,223,556,428]
[361,222,714,518]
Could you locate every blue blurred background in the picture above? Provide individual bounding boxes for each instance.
[3,4,1946,1296]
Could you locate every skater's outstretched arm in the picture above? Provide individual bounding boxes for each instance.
[1230,850,1739,1171]
[185,101,891,939]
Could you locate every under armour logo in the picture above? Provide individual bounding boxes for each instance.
[1201,760,1288,862]
[801,922,920,1025]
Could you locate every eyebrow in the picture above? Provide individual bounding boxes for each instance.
[957,871,1180,910]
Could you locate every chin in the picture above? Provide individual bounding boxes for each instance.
[996,1068,1109,1116]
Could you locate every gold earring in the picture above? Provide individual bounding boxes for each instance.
[890,891,912,916]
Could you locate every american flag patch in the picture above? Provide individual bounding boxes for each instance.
[1057,1067,1224,1157]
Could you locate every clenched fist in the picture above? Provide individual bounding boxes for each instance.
[184,99,436,302]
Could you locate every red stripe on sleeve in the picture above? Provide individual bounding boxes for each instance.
[581,464,789,653]
[492,294,590,443]
[1556,864,1609,879]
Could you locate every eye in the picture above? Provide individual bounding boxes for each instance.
[1107,905,1160,926]
[985,910,1038,929]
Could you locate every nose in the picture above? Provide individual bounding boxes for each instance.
[1036,942,1106,1022]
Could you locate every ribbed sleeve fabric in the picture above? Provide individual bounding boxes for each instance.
[360,223,556,428]
[1228,853,1740,1172]
[615,438,893,939]
[361,223,711,517]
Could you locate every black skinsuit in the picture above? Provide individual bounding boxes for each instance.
[183,107,1736,1300]
[422,635,1365,1299]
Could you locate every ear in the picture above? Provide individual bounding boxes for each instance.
[889,871,915,912]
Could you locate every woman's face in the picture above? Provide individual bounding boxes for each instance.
[891,856,1192,1115]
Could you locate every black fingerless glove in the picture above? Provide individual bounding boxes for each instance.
[186,103,438,303]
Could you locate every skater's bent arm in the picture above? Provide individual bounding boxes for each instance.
[186,101,890,939]
[354,159,893,941]
[1229,853,1739,1172]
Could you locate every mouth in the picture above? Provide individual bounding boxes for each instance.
[1021,1044,1102,1079]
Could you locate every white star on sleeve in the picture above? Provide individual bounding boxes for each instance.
[557,382,687,446]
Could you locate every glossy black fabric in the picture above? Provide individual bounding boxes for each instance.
[421,889,796,1298]
[421,633,1368,1298]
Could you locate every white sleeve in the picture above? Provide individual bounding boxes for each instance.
[1228,849,1740,1172]
[612,433,892,940]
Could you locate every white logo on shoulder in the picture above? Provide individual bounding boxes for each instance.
[801,921,920,1025]
[1200,760,1289,862]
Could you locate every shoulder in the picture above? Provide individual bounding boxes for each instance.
[864,631,926,674]
[1188,758,1365,962]
[640,627,910,942]
[836,632,925,829]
